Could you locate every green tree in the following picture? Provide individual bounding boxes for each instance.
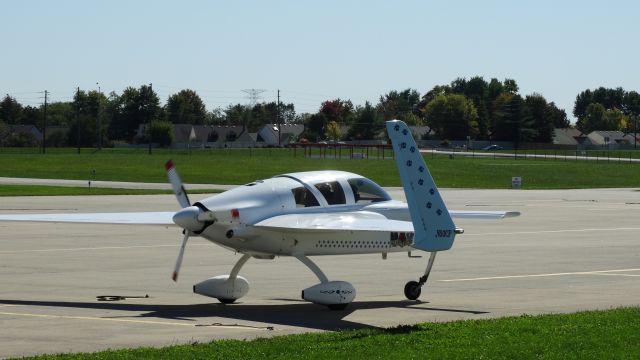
[224,104,252,130]
[604,108,628,132]
[574,87,627,124]
[69,90,109,147]
[492,93,536,146]
[623,91,640,115]
[165,89,207,125]
[576,103,620,133]
[250,102,277,131]
[347,102,383,140]
[0,95,23,124]
[46,102,74,126]
[573,89,593,121]
[423,94,479,140]
[69,90,96,147]
[525,94,554,143]
[547,102,570,128]
[503,78,519,94]
[377,89,422,124]
[460,77,490,138]
[20,106,42,126]
[148,120,174,147]
[419,85,451,110]
[207,108,226,125]
[424,77,522,139]
[109,85,160,142]
[0,120,8,146]
[623,91,640,137]
[248,102,295,131]
[304,113,328,141]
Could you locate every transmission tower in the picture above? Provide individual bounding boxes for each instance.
[241,89,266,107]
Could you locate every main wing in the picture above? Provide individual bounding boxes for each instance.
[253,211,413,233]
[0,212,176,225]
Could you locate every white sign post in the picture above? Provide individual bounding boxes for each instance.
[512,176,522,189]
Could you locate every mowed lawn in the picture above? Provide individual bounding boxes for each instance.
[1,147,640,189]
[22,307,640,360]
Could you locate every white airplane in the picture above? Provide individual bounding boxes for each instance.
[0,120,518,310]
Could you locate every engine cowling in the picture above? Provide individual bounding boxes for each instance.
[193,275,249,301]
[302,281,356,305]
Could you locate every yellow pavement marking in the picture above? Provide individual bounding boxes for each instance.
[439,268,640,282]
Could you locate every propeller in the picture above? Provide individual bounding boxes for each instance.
[172,232,189,282]
[165,160,215,282]
[165,160,190,209]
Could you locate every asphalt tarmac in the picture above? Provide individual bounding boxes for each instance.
[1,188,639,358]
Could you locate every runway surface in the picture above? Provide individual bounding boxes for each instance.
[1,188,639,357]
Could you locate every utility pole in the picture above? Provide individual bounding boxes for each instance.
[277,89,281,146]
[96,82,102,150]
[76,87,81,154]
[42,90,48,154]
[148,82,153,155]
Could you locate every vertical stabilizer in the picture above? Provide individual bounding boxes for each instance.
[386,120,457,251]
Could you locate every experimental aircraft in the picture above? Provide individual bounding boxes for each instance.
[0,120,518,310]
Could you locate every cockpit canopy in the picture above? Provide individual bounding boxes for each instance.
[276,171,391,208]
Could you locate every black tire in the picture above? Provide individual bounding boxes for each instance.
[218,298,236,304]
[327,303,349,311]
[404,281,421,300]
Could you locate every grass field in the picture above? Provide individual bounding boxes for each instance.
[1,147,640,189]
[23,307,640,359]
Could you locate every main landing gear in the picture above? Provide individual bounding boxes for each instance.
[404,252,437,301]
[297,255,356,310]
[192,253,252,303]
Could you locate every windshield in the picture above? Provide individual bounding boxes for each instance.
[347,178,391,204]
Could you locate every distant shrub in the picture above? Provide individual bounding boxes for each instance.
[148,121,174,147]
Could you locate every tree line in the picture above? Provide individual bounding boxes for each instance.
[573,87,640,134]
[0,78,638,147]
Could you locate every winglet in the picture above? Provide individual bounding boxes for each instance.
[386,120,457,251]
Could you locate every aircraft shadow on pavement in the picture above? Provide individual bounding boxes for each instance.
[0,298,488,331]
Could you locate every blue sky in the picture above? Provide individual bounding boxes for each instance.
[1,0,638,121]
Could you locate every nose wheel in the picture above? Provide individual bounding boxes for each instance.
[404,252,437,301]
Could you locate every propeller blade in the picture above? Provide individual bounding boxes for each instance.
[165,160,191,209]
[172,232,189,282]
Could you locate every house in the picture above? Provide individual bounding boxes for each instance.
[257,124,304,146]
[8,125,43,141]
[553,128,580,145]
[204,125,254,148]
[587,130,627,148]
[623,133,640,147]
[172,124,197,145]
